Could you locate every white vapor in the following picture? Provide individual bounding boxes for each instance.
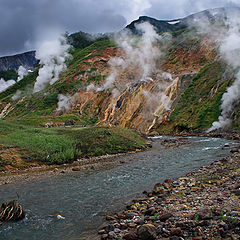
[33,35,71,93]
[0,78,16,93]
[57,94,77,112]
[91,22,163,92]
[87,22,175,126]
[17,66,28,82]
[208,15,240,131]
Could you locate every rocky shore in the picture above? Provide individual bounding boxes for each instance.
[98,147,240,240]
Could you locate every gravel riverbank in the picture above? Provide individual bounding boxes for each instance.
[98,146,240,240]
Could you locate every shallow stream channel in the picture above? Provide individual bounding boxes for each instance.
[0,136,238,240]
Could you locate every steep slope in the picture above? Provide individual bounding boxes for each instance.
[0,8,240,135]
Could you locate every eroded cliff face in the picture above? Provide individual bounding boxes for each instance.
[0,30,220,134]
[56,35,216,134]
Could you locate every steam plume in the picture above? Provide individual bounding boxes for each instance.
[208,15,240,131]
[33,35,71,93]
[0,78,16,93]
[57,94,77,112]
[17,66,28,82]
[90,22,167,92]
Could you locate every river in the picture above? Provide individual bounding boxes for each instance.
[0,136,237,240]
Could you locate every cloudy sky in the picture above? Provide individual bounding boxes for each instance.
[0,0,240,56]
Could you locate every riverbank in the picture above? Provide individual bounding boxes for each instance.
[99,146,240,239]
[0,151,142,186]
[0,120,148,172]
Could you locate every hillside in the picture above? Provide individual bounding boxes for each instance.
[0,7,240,137]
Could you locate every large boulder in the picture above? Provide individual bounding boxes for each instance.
[137,224,157,240]
[0,200,25,221]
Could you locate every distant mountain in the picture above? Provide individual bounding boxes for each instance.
[0,51,37,71]
[125,16,179,34]
[126,7,240,34]
[1,7,240,134]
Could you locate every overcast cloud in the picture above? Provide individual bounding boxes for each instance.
[0,0,239,56]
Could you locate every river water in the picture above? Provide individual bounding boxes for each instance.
[0,136,237,240]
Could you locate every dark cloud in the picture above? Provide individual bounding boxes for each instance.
[0,0,239,56]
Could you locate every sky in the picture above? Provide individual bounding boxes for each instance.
[0,0,240,57]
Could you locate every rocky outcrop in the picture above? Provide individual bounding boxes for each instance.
[0,51,37,71]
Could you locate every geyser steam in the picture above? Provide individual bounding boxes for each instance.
[33,35,71,93]
[208,16,240,132]
[0,78,16,93]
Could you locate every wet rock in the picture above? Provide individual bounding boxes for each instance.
[137,224,157,240]
[153,183,165,195]
[0,200,25,221]
[164,179,173,183]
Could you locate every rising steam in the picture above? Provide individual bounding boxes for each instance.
[57,93,78,112]
[17,66,28,82]
[87,22,174,125]
[33,35,71,93]
[0,78,16,93]
[208,15,240,132]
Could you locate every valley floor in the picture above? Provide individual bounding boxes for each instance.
[98,146,240,240]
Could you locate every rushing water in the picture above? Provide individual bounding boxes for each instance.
[0,136,237,240]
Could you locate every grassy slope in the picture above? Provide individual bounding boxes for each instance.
[0,120,146,168]
[1,39,115,126]
[157,62,235,133]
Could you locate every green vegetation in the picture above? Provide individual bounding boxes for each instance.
[0,70,18,81]
[0,70,38,102]
[0,120,146,165]
[158,62,234,133]
[68,31,110,49]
